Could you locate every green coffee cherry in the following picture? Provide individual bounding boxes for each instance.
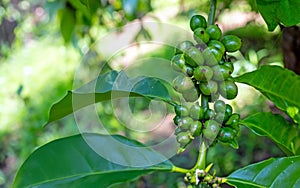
[171,54,186,72]
[225,104,233,116]
[190,15,207,31]
[174,105,189,117]
[203,120,221,141]
[189,103,205,120]
[207,46,223,62]
[173,75,195,93]
[199,80,218,95]
[185,66,194,77]
[174,126,182,135]
[214,112,228,123]
[219,80,238,100]
[185,46,204,67]
[176,132,192,147]
[182,88,199,102]
[206,25,222,40]
[221,35,242,52]
[223,61,234,74]
[214,100,226,113]
[194,28,210,44]
[193,66,213,81]
[212,65,231,81]
[175,41,194,54]
[208,40,225,54]
[226,76,235,82]
[190,121,202,137]
[179,117,194,130]
[225,113,240,127]
[173,115,181,126]
[218,127,235,142]
[207,92,220,102]
[203,48,218,66]
[204,108,216,120]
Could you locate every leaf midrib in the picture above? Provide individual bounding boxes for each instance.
[25,167,171,188]
[236,69,300,109]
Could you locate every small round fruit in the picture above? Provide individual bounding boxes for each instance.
[207,93,219,102]
[214,100,226,113]
[223,62,234,74]
[185,66,194,77]
[194,28,210,44]
[203,120,221,141]
[199,80,218,95]
[226,76,235,82]
[174,126,182,135]
[219,80,238,100]
[171,54,185,72]
[176,132,192,147]
[175,41,194,54]
[214,112,228,123]
[225,104,233,116]
[185,46,204,67]
[179,117,194,130]
[174,105,189,117]
[173,75,195,93]
[190,121,202,137]
[173,115,181,126]
[212,65,231,81]
[218,127,235,142]
[193,66,213,81]
[204,108,216,120]
[207,46,223,62]
[206,25,222,40]
[190,15,207,31]
[225,113,240,127]
[221,35,242,52]
[189,103,205,120]
[182,88,199,102]
[208,40,225,54]
[203,48,218,66]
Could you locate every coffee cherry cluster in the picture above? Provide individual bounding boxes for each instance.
[171,15,242,152]
[171,15,241,102]
[174,100,240,152]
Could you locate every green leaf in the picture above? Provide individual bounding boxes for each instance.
[45,71,174,126]
[13,133,173,188]
[235,65,300,123]
[227,156,300,188]
[256,0,300,31]
[59,7,76,43]
[240,112,300,155]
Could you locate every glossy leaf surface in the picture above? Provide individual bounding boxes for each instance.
[227,156,300,188]
[256,0,300,31]
[241,112,300,155]
[236,65,300,123]
[13,133,173,188]
[45,71,174,126]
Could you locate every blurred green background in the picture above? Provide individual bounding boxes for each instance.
[0,0,286,187]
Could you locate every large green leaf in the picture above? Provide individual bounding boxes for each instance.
[256,0,300,31]
[59,7,76,43]
[45,71,175,126]
[13,133,173,188]
[241,112,300,156]
[235,65,300,123]
[227,156,300,188]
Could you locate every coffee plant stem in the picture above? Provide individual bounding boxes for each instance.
[193,140,207,170]
[208,0,217,25]
[172,166,190,174]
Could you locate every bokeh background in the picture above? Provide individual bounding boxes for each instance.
[0,0,291,187]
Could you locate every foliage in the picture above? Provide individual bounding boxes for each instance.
[2,0,300,187]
